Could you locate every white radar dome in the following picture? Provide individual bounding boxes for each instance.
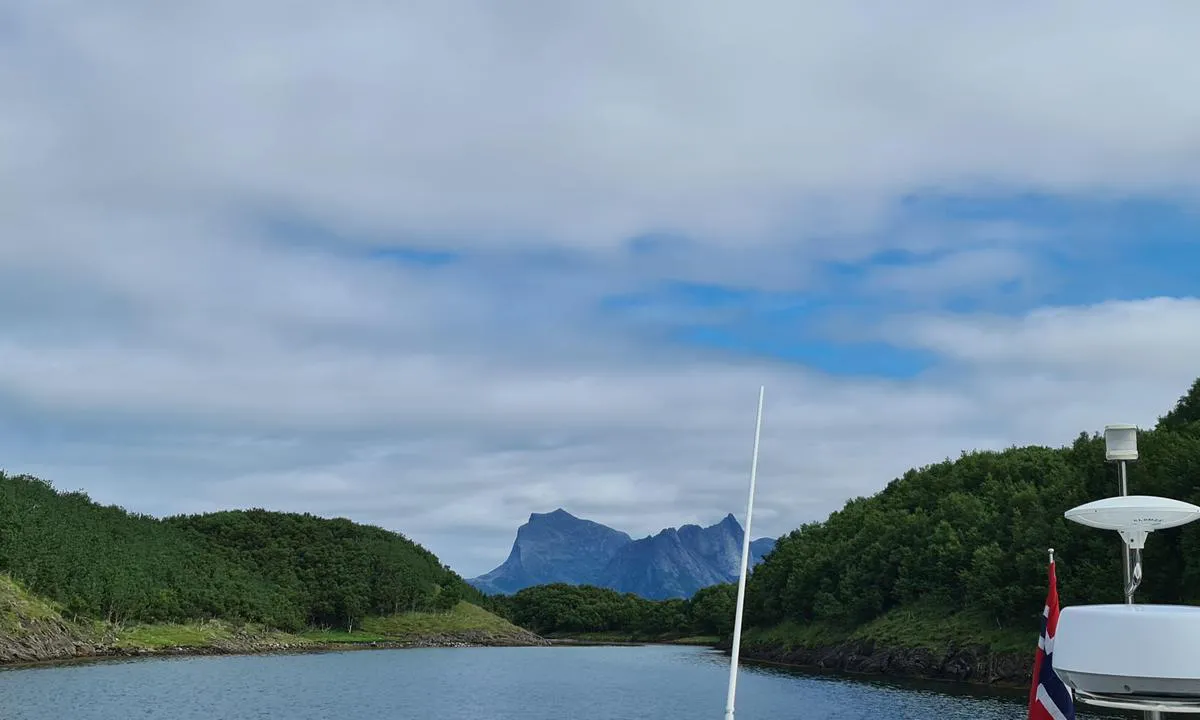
[1054,604,1200,698]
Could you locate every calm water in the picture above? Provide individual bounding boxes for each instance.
[0,644,1128,720]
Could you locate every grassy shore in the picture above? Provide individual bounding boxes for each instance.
[742,603,1031,655]
[737,602,1035,685]
[0,572,61,631]
[295,602,542,646]
[0,574,546,667]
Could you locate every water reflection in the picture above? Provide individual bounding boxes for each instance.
[0,644,1137,720]
[684,645,1133,719]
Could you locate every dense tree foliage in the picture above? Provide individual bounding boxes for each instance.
[168,510,478,628]
[487,582,737,638]
[743,378,1200,632]
[0,475,478,630]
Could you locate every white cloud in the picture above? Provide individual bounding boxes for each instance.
[3,1,1200,577]
[884,297,1200,377]
[7,1,1200,260]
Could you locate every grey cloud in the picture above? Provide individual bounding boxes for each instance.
[7,1,1200,258]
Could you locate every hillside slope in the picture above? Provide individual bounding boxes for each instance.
[735,377,1200,683]
[0,472,481,632]
[0,573,105,664]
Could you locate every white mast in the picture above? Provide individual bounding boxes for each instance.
[724,385,765,720]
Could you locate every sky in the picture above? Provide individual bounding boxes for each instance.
[4,2,1200,578]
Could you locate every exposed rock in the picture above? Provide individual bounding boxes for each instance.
[0,627,550,668]
[469,509,633,595]
[0,617,106,665]
[469,510,776,600]
[0,614,550,669]
[601,515,777,600]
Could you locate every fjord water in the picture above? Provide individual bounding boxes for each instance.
[0,644,1124,720]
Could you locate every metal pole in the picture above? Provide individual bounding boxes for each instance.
[1119,461,1159,720]
[724,385,764,720]
[1120,459,1133,605]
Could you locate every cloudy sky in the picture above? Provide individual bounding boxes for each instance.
[4,1,1200,577]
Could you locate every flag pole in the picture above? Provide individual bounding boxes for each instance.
[724,385,764,720]
[1029,545,1076,720]
[1048,547,1068,704]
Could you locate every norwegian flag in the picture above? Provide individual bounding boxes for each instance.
[1028,555,1075,720]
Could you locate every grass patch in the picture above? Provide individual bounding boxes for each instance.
[740,620,846,650]
[360,601,525,639]
[743,602,1034,656]
[112,602,520,650]
[855,604,1031,654]
[116,622,234,649]
[0,574,76,636]
[114,620,308,649]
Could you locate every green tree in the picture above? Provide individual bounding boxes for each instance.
[742,379,1200,635]
[0,475,482,631]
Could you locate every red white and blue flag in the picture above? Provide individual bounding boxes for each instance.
[1028,557,1075,720]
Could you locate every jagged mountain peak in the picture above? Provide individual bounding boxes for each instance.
[529,507,575,522]
[468,509,776,600]
[467,509,632,595]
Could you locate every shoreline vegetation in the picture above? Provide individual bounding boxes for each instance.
[732,603,1033,687]
[0,471,553,669]
[481,583,1037,686]
[5,378,1200,687]
[0,573,548,669]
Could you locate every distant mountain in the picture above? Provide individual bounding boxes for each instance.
[468,509,633,595]
[468,509,776,600]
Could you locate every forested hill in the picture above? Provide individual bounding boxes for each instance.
[743,377,1200,636]
[0,474,480,630]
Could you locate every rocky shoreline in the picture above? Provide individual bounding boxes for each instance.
[731,639,1034,687]
[0,618,550,670]
[3,613,1031,688]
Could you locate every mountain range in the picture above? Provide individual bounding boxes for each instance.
[467,509,776,600]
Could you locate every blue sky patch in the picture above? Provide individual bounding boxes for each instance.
[600,193,1200,379]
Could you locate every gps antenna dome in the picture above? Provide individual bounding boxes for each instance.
[1064,495,1200,550]
[1065,494,1200,607]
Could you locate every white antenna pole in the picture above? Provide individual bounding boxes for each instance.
[725,385,764,720]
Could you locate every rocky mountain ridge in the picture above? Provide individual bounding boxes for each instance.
[469,509,775,600]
